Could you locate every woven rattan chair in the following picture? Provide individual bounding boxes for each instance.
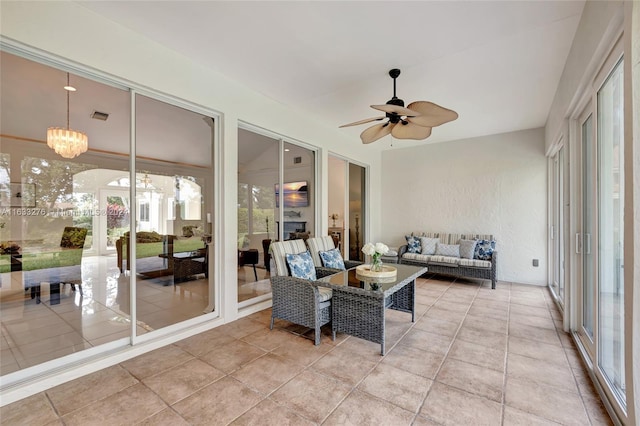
[306,235,362,272]
[269,239,335,345]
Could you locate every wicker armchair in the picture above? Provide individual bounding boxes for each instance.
[306,236,362,273]
[269,239,335,345]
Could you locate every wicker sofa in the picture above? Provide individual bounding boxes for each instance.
[398,232,498,289]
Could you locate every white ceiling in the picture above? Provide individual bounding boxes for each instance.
[75,0,585,148]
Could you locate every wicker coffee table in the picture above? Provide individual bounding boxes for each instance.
[318,264,427,355]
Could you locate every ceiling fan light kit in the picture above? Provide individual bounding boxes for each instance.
[340,68,458,144]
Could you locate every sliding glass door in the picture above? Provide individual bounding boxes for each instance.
[575,53,625,413]
[236,127,317,305]
[596,58,625,403]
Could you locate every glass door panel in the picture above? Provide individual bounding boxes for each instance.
[237,128,278,303]
[282,142,315,242]
[348,163,365,261]
[134,94,214,332]
[581,113,595,342]
[596,59,625,403]
[0,51,133,374]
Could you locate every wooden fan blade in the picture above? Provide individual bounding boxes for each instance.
[391,122,432,140]
[371,104,419,117]
[339,116,385,128]
[360,122,395,144]
[406,101,458,127]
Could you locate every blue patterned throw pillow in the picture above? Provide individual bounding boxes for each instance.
[319,248,346,270]
[474,240,496,260]
[405,235,422,253]
[285,251,317,280]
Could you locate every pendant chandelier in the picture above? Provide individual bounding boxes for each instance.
[47,73,88,159]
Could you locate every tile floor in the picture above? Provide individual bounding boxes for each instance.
[1,255,209,375]
[1,275,612,425]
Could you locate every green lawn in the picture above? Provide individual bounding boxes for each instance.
[0,239,205,273]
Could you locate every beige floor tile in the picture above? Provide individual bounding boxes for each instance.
[399,328,453,355]
[411,416,442,426]
[471,298,510,312]
[231,352,304,395]
[323,389,415,425]
[142,358,225,405]
[381,344,444,379]
[448,339,506,372]
[507,353,578,392]
[432,299,470,313]
[456,325,507,349]
[413,316,460,337]
[220,317,267,339]
[467,304,510,321]
[505,377,589,425]
[424,306,466,323]
[136,407,191,425]
[120,345,194,380]
[172,376,263,425]
[173,327,236,357]
[312,347,378,386]
[510,312,556,330]
[270,369,352,423]
[239,327,296,351]
[271,333,335,365]
[358,362,433,413]
[508,322,561,347]
[510,295,548,308]
[507,336,569,366]
[200,339,267,374]
[61,383,167,426]
[503,406,560,425]
[436,358,504,402]
[46,364,138,416]
[230,398,315,425]
[0,393,59,426]
[462,313,508,334]
[419,381,502,426]
[509,303,552,319]
[582,394,613,425]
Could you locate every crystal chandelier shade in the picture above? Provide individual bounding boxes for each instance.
[46,73,88,159]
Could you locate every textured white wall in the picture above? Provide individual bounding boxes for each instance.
[381,128,547,285]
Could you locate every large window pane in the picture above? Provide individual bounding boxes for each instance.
[582,114,595,339]
[134,94,214,330]
[597,59,625,404]
[0,51,132,374]
[237,128,277,303]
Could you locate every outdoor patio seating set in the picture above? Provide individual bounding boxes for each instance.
[269,236,426,354]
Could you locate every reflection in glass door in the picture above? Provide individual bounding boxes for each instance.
[596,59,625,403]
[348,163,365,261]
[134,94,214,332]
[237,128,278,304]
[580,111,596,345]
[549,146,565,302]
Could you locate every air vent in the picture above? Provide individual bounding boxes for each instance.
[294,156,302,164]
[91,111,109,121]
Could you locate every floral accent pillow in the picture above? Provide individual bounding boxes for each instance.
[285,251,317,280]
[319,248,346,270]
[419,237,439,255]
[405,235,422,253]
[474,240,496,260]
[435,243,460,258]
[458,239,478,259]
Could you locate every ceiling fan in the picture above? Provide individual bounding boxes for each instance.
[339,68,458,144]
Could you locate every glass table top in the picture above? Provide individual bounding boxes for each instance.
[318,264,427,293]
